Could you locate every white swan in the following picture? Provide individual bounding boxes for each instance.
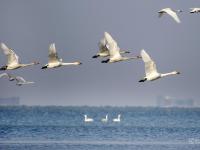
[101,114,108,122]
[84,115,94,122]
[0,73,15,81]
[15,76,34,86]
[41,43,82,69]
[158,8,181,23]
[190,8,200,13]
[92,36,130,58]
[101,32,140,63]
[0,43,39,70]
[139,49,180,82]
[113,114,121,122]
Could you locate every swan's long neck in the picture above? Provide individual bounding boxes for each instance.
[123,56,140,61]
[61,62,81,66]
[161,71,179,77]
[20,62,37,67]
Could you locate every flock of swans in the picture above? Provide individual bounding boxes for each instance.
[1,7,200,86]
[84,114,121,123]
[158,7,200,23]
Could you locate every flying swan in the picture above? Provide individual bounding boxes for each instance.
[190,8,200,13]
[92,35,130,58]
[139,49,180,82]
[42,43,82,69]
[158,8,182,23]
[0,43,39,70]
[101,32,140,63]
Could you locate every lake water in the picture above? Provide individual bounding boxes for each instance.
[0,106,200,150]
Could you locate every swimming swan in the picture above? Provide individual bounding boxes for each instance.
[0,43,39,70]
[84,115,94,122]
[101,114,108,122]
[92,36,130,58]
[158,8,182,23]
[101,32,140,63]
[139,49,180,82]
[113,114,121,122]
[41,43,82,69]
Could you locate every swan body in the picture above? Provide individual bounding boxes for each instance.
[158,8,181,23]
[101,32,140,63]
[0,43,39,70]
[84,115,93,122]
[101,115,108,122]
[0,73,15,81]
[92,36,130,58]
[139,49,180,82]
[113,114,121,122]
[42,43,82,69]
[190,8,200,13]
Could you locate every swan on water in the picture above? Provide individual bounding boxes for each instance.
[84,115,94,122]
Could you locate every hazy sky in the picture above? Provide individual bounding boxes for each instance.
[0,0,200,106]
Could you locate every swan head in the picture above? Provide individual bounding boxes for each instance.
[0,65,7,70]
[118,114,121,118]
[173,71,180,75]
[74,61,82,65]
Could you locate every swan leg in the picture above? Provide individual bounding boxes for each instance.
[139,78,147,82]
[92,55,100,58]
[0,66,7,70]
[101,59,110,63]
[41,66,48,69]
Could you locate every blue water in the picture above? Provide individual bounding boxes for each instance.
[0,106,200,150]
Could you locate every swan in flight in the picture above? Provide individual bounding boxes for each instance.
[101,32,140,63]
[190,8,200,13]
[113,114,121,122]
[84,115,94,122]
[158,8,182,23]
[139,49,180,82]
[0,43,39,70]
[92,36,130,58]
[101,114,108,122]
[14,76,34,86]
[42,43,82,69]
[0,73,15,81]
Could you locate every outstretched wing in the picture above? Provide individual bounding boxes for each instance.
[141,49,158,76]
[104,32,121,58]
[98,38,108,53]
[0,43,19,65]
[165,8,181,23]
[0,73,9,78]
[48,43,60,63]
[15,76,26,83]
